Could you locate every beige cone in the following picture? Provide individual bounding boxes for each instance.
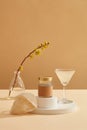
[10,93,37,115]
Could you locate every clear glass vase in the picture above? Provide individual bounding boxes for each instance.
[9,71,25,97]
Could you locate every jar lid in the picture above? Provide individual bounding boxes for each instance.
[38,77,52,82]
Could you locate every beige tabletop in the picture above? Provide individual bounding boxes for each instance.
[0,89,87,130]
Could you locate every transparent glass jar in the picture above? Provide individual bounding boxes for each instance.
[38,76,53,98]
[9,71,25,97]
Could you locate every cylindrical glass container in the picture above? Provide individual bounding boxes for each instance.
[38,77,53,98]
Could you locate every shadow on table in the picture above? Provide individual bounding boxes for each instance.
[0,111,67,118]
[0,111,36,118]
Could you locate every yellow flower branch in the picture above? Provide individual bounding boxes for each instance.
[8,41,50,97]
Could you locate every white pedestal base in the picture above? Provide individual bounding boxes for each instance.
[33,101,78,115]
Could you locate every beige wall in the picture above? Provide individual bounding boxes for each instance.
[0,0,87,89]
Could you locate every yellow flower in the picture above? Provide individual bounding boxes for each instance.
[19,66,23,71]
[30,54,34,59]
[43,41,49,48]
[35,49,41,55]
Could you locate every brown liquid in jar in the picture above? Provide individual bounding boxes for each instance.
[38,77,53,98]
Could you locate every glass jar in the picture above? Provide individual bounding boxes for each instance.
[38,76,53,98]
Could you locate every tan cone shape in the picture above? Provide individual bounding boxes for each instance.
[10,94,36,115]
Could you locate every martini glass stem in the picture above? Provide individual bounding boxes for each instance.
[63,86,66,100]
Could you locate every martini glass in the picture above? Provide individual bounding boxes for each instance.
[55,69,75,104]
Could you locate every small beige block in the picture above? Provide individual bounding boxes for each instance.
[10,93,37,115]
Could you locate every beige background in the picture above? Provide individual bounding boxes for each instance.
[0,0,87,89]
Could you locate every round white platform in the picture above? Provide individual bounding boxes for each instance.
[32,101,78,115]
